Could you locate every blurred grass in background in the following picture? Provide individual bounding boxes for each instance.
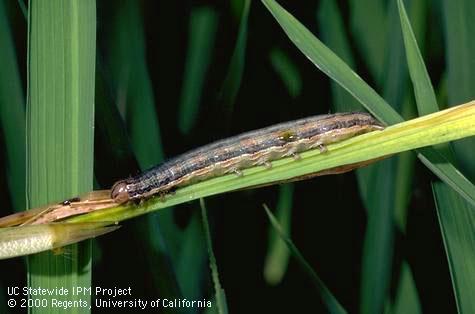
[0,0,474,313]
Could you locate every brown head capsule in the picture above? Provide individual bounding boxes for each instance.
[111,180,130,203]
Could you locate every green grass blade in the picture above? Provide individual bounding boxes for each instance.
[359,158,396,314]
[68,103,475,224]
[263,184,293,285]
[263,205,347,314]
[93,64,139,182]
[171,6,225,291]
[269,48,302,98]
[0,223,119,260]
[438,1,475,311]
[433,182,475,313]
[436,72,448,109]
[260,0,475,206]
[26,1,96,313]
[381,0,409,112]
[0,0,25,212]
[178,6,218,134]
[319,7,413,310]
[389,0,429,232]
[349,0,387,83]
[359,2,418,311]
[317,0,374,207]
[106,0,182,302]
[393,144,416,232]
[442,0,475,106]
[200,199,228,314]
[442,0,475,179]
[108,0,164,170]
[319,1,417,224]
[397,0,438,116]
[174,212,207,300]
[219,0,250,111]
[261,0,401,124]
[416,146,474,203]
[317,0,360,112]
[16,0,27,19]
[391,262,422,314]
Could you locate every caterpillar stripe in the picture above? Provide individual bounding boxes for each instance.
[111,112,384,203]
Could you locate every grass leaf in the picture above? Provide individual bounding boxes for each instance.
[436,1,475,311]
[67,102,475,225]
[269,48,302,98]
[391,262,422,314]
[263,184,293,285]
[397,0,438,116]
[317,0,360,112]
[200,199,228,314]
[359,158,396,314]
[442,0,475,179]
[261,0,401,124]
[349,0,387,83]
[219,0,250,111]
[263,204,347,314]
[26,1,96,312]
[106,0,182,303]
[178,6,218,134]
[109,0,164,170]
[260,0,475,206]
[433,183,475,313]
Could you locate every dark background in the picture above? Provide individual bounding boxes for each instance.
[0,0,455,313]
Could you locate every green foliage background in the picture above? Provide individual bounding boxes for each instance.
[0,0,474,313]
